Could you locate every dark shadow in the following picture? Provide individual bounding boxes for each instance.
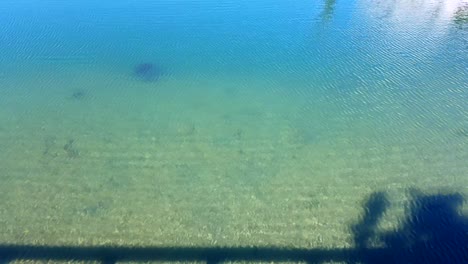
[352,191,390,249]
[320,0,337,23]
[133,62,165,83]
[454,4,468,28]
[353,189,468,264]
[1,189,467,263]
[68,89,88,101]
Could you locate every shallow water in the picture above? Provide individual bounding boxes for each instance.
[0,0,467,262]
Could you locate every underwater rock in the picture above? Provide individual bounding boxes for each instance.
[133,63,164,82]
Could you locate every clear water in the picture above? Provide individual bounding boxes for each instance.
[0,0,467,262]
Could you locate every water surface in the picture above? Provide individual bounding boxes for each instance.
[0,0,467,261]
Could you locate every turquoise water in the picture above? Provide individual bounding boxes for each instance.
[0,0,467,262]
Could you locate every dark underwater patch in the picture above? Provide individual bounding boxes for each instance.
[133,63,165,82]
[69,89,88,101]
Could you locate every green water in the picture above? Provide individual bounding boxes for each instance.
[0,0,467,256]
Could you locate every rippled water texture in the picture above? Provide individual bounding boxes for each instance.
[0,0,467,262]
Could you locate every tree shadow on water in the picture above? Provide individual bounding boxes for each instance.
[0,189,467,263]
